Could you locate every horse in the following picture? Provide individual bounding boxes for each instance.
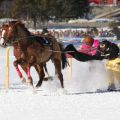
[0,23,50,87]
[0,21,68,89]
[64,37,120,61]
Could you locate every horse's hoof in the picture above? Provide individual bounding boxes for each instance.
[57,88,68,95]
[43,77,49,81]
[36,84,40,88]
[26,82,34,89]
[43,76,53,81]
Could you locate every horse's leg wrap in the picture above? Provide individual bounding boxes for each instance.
[26,67,33,86]
[27,67,31,79]
[15,66,23,78]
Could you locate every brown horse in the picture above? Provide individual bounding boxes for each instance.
[0,23,50,87]
[0,21,67,89]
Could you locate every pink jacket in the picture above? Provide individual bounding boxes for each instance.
[90,39,100,55]
[78,39,100,56]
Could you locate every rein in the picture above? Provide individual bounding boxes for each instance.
[9,35,104,54]
[11,35,37,44]
[4,29,117,55]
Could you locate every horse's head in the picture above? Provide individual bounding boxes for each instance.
[0,24,9,46]
[0,21,21,46]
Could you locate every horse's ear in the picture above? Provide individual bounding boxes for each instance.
[8,20,19,26]
[2,23,9,28]
[15,20,20,24]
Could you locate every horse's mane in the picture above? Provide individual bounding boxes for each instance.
[9,21,31,35]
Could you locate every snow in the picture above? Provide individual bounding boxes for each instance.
[1,91,120,120]
[0,47,120,120]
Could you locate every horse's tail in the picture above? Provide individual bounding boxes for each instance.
[59,42,68,69]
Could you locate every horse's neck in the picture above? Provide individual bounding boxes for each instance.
[17,25,30,45]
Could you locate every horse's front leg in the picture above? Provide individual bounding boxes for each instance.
[21,53,33,86]
[23,56,36,87]
[13,59,26,83]
[13,59,33,87]
[26,66,33,86]
[19,64,33,86]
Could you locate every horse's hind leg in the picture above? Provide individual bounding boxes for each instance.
[34,65,41,83]
[43,64,50,78]
[35,65,45,88]
[53,59,64,88]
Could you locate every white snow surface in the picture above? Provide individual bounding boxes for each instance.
[0,47,120,120]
